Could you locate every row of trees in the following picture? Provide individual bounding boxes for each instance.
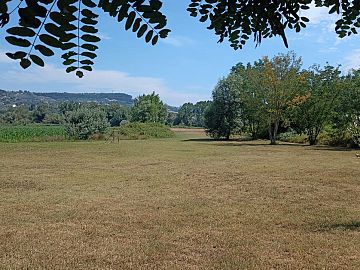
[0,92,171,139]
[205,52,360,146]
[166,101,211,127]
[0,91,212,129]
[0,102,129,127]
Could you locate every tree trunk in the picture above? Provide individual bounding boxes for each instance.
[268,120,279,145]
[308,130,318,145]
[309,136,317,145]
[226,128,231,140]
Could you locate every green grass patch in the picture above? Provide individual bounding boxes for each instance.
[0,125,66,142]
[109,122,175,140]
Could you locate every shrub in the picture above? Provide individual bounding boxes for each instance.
[64,108,110,140]
[348,116,360,147]
[109,122,174,140]
[279,131,308,144]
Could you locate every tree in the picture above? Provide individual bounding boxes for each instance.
[333,69,360,146]
[0,105,32,125]
[104,103,130,127]
[290,65,342,145]
[177,102,195,126]
[204,76,242,140]
[32,102,51,123]
[64,107,109,139]
[131,92,167,123]
[192,101,211,127]
[231,62,268,139]
[1,0,360,75]
[254,52,306,144]
[175,101,211,127]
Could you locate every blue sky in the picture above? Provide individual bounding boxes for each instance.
[1,2,360,106]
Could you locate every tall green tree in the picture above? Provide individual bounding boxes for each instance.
[64,107,109,139]
[177,102,195,126]
[290,65,342,145]
[333,69,360,146]
[204,76,242,140]
[256,52,306,144]
[131,92,167,123]
[104,103,130,127]
[192,101,211,127]
[231,62,267,139]
[33,102,51,123]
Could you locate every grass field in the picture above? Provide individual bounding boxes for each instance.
[0,129,359,269]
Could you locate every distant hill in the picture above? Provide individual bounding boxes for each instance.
[0,90,133,109]
[0,90,178,111]
[33,92,133,105]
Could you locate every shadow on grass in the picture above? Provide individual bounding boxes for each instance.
[183,138,356,152]
[184,138,306,147]
[317,221,360,232]
[215,142,308,148]
[183,138,215,142]
[310,146,354,152]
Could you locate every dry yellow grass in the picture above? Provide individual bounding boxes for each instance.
[0,129,359,269]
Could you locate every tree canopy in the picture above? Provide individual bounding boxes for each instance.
[1,0,360,76]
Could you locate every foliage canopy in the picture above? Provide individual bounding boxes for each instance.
[1,0,360,76]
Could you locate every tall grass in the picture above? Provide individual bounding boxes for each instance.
[0,125,66,142]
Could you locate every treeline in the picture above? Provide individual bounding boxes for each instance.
[167,101,211,127]
[0,92,172,140]
[204,51,360,147]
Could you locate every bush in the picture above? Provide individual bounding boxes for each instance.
[279,131,307,144]
[109,122,175,140]
[323,131,357,148]
[278,128,358,148]
[64,108,110,140]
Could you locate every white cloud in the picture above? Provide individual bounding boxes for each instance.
[0,62,208,105]
[161,35,195,47]
[97,32,111,40]
[303,3,339,25]
[344,49,360,71]
[0,51,14,64]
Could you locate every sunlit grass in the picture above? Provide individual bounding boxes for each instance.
[0,129,359,269]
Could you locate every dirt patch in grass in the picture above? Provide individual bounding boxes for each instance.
[0,133,359,269]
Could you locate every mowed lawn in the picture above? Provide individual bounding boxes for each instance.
[0,129,359,269]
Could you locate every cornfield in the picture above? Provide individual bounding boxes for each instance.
[0,125,66,142]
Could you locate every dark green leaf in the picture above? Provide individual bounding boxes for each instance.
[6,51,27,60]
[76,70,84,78]
[30,54,45,67]
[5,36,31,47]
[82,0,97,8]
[125,11,136,30]
[6,27,36,37]
[66,66,77,73]
[145,30,153,43]
[81,51,97,59]
[151,34,158,45]
[35,44,55,56]
[81,34,101,42]
[20,58,31,69]
[39,34,61,48]
[81,65,93,71]
[80,59,94,65]
[81,25,98,33]
[81,43,98,51]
